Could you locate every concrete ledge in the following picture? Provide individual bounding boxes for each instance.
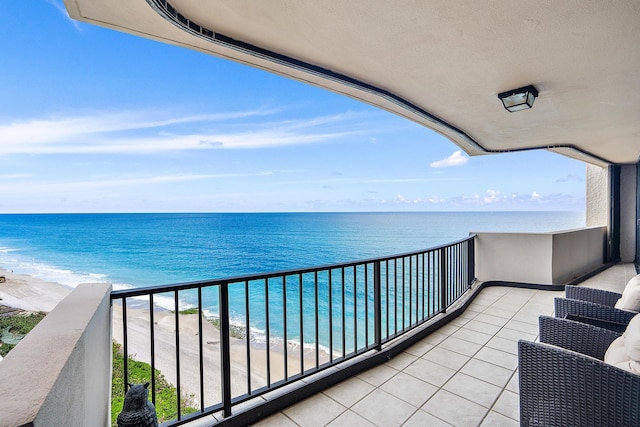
[0,283,112,427]
[474,226,607,285]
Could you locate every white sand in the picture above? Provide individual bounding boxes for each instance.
[0,268,72,312]
[112,303,329,407]
[0,267,329,407]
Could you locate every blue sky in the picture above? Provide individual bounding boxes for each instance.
[0,1,586,213]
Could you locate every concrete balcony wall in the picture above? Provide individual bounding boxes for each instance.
[0,282,112,427]
[475,226,607,285]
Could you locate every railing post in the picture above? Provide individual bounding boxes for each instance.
[439,247,448,313]
[220,283,232,418]
[374,261,382,351]
[122,298,128,397]
[468,236,475,287]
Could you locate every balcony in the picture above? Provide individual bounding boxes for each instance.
[0,226,628,426]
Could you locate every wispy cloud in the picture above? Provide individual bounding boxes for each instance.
[0,172,272,196]
[0,109,371,155]
[556,174,584,183]
[430,150,469,168]
[46,0,83,31]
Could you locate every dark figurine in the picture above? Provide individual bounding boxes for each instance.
[117,383,158,427]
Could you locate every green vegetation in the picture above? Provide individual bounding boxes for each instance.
[111,342,198,426]
[207,317,246,340]
[0,312,47,357]
[177,308,247,339]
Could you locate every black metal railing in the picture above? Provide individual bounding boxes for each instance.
[111,235,475,425]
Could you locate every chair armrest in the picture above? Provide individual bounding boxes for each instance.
[518,340,640,427]
[565,285,621,306]
[539,315,621,360]
[554,297,636,327]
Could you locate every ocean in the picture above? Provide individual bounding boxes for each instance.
[0,212,584,346]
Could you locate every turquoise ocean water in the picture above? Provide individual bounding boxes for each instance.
[0,212,584,347]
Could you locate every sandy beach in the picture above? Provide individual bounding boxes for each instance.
[0,267,328,409]
[0,267,72,312]
[112,302,330,408]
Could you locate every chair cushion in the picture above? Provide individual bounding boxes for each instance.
[614,275,640,312]
[614,360,640,374]
[609,313,640,373]
[624,312,640,361]
[604,336,629,364]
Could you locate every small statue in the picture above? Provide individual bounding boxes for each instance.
[117,383,158,427]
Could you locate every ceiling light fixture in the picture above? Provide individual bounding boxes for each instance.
[498,85,538,112]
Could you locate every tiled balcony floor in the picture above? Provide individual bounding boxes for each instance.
[254,263,636,427]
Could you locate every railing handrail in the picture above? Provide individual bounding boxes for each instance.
[111,234,476,426]
[111,234,476,299]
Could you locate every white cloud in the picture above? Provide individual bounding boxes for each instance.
[483,189,500,203]
[531,191,542,201]
[556,174,584,183]
[0,109,374,155]
[430,150,469,168]
[0,172,268,197]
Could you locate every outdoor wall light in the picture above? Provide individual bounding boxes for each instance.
[498,85,538,112]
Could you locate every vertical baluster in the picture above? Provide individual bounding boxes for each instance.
[264,278,271,387]
[341,267,346,359]
[401,257,406,330]
[149,294,156,405]
[470,236,476,287]
[364,264,369,347]
[385,260,389,340]
[353,266,357,353]
[245,280,251,394]
[174,291,181,420]
[328,269,333,363]
[409,255,413,326]
[440,248,447,313]
[374,261,382,351]
[394,260,398,335]
[314,271,319,368]
[282,276,288,380]
[429,252,434,316]
[299,273,304,375]
[122,298,128,397]
[220,284,232,418]
[421,253,425,321]
[197,288,204,411]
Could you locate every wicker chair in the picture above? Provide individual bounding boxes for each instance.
[554,296,634,333]
[519,316,640,426]
[564,284,622,306]
[555,285,635,332]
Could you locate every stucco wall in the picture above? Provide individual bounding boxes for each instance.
[475,232,553,284]
[586,164,609,227]
[0,283,112,427]
[475,227,607,285]
[620,164,637,262]
[551,227,607,283]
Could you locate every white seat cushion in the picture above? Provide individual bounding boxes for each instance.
[610,313,640,374]
[604,335,629,365]
[614,275,640,312]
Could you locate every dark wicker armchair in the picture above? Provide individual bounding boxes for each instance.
[554,297,634,333]
[553,285,634,333]
[565,284,621,306]
[519,316,640,427]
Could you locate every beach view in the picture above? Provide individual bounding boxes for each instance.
[2,1,637,427]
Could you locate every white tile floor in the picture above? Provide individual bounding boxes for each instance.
[253,263,636,427]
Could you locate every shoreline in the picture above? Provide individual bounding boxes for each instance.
[0,267,72,313]
[0,268,329,408]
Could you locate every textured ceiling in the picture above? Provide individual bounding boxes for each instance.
[64,0,640,165]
